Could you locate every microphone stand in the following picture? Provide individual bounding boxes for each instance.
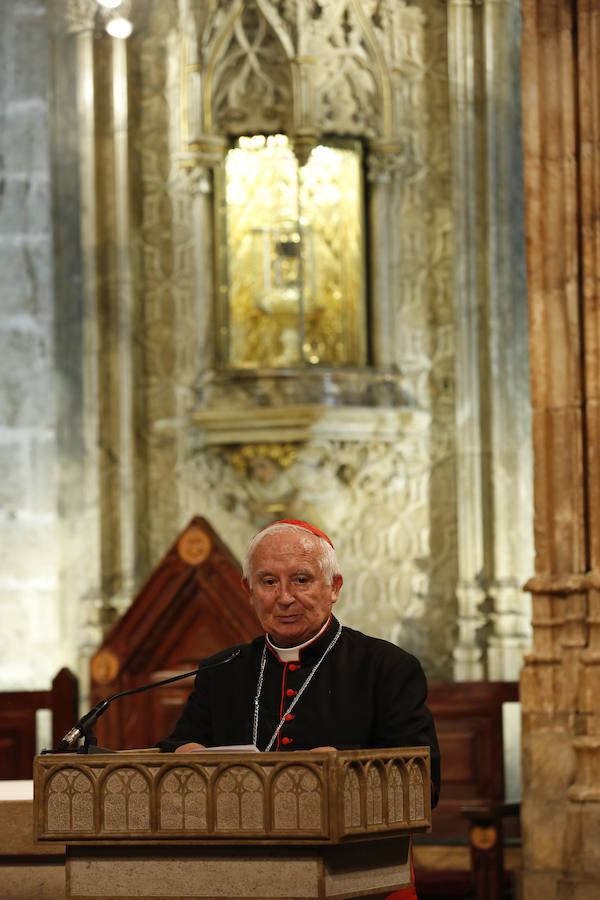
[42,648,242,754]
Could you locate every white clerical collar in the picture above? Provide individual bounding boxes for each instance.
[266,615,332,662]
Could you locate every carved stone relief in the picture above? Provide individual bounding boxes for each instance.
[181,0,429,148]
[65,0,98,33]
[178,416,455,678]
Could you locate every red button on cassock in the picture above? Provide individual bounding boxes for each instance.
[286,688,297,697]
[281,736,293,745]
[288,663,300,671]
[285,713,295,721]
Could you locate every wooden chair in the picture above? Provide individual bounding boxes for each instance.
[414,681,520,899]
[0,667,78,779]
[461,801,520,900]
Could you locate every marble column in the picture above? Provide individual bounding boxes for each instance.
[479,0,533,682]
[447,0,486,680]
[177,139,227,517]
[520,0,600,896]
[447,0,533,681]
[180,139,228,373]
[366,140,404,370]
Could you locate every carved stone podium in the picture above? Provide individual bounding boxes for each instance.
[34,748,431,899]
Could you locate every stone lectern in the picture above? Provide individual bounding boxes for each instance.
[34,748,431,900]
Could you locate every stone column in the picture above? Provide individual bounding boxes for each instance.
[480,0,533,681]
[447,0,533,681]
[366,140,404,370]
[180,139,228,373]
[66,0,105,707]
[447,0,486,680]
[520,0,600,896]
[106,30,136,618]
[176,141,227,517]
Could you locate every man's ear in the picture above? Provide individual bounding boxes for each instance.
[241,576,253,603]
[331,573,343,603]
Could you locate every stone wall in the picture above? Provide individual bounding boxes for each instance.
[0,0,68,688]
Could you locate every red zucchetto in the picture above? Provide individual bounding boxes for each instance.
[263,519,334,548]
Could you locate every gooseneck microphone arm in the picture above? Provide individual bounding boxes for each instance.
[51,648,242,753]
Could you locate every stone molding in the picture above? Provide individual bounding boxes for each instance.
[525,573,600,595]
[190,404,430,446]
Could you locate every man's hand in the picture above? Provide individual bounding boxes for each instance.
[310,746,337,752]
[174,742,206,752]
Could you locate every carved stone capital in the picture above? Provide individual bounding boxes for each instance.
[179,136,228,172]
[66,0,98,34]
[179,161,213,196]
[366,140,405,181]
[447,0,483,8]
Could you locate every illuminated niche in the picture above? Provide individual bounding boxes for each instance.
[215,135,367,370]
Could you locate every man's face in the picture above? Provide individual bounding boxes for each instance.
[242,531,343,647]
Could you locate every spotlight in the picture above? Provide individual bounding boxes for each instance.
[105,16,133,38]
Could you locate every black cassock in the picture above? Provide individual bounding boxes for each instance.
[158,615,441,807]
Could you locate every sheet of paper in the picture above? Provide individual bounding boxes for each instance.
[191,744,259,752]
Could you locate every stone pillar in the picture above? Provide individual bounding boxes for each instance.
[480,0,533,681]
[520,0,600,896]
[105,30,137,618]
[447,0,485,681]
[366,140,404,370]
[67,5,139,635]
[180,139,228,373]
[177,140,226,515]
[65,0,105,706]
[447,0,533,681]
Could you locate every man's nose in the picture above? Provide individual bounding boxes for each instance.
[276,582,295,605]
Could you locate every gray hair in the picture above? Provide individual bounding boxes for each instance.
[243,522,340,587]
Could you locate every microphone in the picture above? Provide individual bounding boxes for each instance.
[52,647,242,752]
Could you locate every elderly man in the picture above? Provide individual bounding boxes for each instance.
[159,519,440,899]
[159,519,440,795]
